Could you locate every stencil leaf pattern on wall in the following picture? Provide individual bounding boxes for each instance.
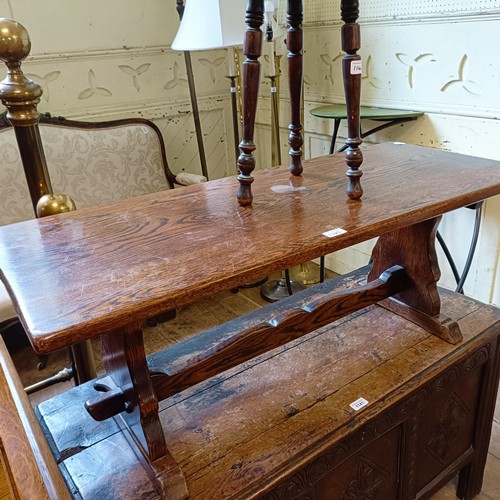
[320,53,342,85]
[118,63,151,92]
[6,0,14,19]
[164,61,188,90]
[361,55,382,89]
[303,74,313,88]
[440,55,482,95]
[199,57,225,83]
[78,69,112,100]
[396,53,436,89]
[25,71,60,102]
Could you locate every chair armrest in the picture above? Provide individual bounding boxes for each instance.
[174,172,207,186]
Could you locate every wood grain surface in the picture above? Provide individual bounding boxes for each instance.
[0,338,70,499]
[0,143,499,353]
[0,454,12,500]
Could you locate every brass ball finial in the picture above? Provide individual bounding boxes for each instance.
[0,18,41,126]
[0,18,31,64]
[36,194,77,218]
[0,19,77,217]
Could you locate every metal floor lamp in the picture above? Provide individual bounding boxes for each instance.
[172,0,247,174]
[259,0,309,302]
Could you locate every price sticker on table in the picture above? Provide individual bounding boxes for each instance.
[323,228,347,238]
[350,397,369,411]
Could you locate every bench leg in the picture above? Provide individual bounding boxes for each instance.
[87,323,188,499]
[368,217,462,344]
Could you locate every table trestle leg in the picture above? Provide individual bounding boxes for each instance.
[368,217,463,344]
[86,323,188,499]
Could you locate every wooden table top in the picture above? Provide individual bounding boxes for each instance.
[310,103,424,120]
[0,143,499,353]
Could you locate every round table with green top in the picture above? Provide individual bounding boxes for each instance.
[310,103,424,154]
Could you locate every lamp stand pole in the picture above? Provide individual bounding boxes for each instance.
[269,71,282,166]
[176,0,209,180]
[226,46,241,166]
[260,13,306,303]
[227,75,240,164]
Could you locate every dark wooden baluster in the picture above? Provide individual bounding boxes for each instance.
[237,1,264,206]
[287,0,304,176]
[341,0,363,199]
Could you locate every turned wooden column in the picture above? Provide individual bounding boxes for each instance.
[287,0,304,176]
[237,0,264,206]
[341,1,363,199]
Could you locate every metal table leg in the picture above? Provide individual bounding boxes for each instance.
[337,117,418,153]
[329,118,341,154]
[437,202,484,294]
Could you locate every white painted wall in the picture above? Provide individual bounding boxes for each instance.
[254,1,500,305]
[1,0,498,304]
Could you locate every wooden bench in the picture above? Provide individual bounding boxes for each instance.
[0,3,499,499]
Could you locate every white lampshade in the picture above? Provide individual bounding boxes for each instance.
[264,0,281,37]
[172,0,247,51]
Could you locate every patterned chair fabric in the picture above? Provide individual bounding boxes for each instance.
[0,116,206,323]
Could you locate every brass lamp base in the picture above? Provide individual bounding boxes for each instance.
[260,278,306,303]
[289,262,321,285]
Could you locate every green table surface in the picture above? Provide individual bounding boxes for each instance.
[310,104,424,120]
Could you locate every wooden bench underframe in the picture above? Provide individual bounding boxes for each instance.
[81,217,465,495]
